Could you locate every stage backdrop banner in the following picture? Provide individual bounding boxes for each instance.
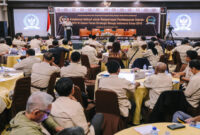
[55,7,160,37]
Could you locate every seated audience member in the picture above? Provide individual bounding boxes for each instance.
[144,62,173,109]
[143,41,159,67]
[0,38,10,56]
[105,36,116,50]
[98,60,140,117]
[90,35,103,53]
[49,40,69,65]
[31,52,60,92]
[172,50,198,89]
[172,39,193,64]
[109,42,127,59]
[12,33,27,49]
[154,41,164,57]
[137,36,147,47]
[14,49,41,77]
[81,44,100,65]
[173,111,200,123]
[193,42,200,56]
[45,34,54,46]
[156,34,166,50]
[58,36,64,45]
[30,35,43,49]
[83,34,93,45]
[10,91,63,135]
[57,127,84,135]
[61,52,87,77]
[60,39,73,50]
[184,59,200,108]
[51,77,104,135]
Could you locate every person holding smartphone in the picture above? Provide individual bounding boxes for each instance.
[172,111,200,123]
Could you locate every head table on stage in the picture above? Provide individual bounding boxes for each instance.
[95,69,180,125]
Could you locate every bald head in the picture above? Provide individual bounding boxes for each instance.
[156,62,167,73]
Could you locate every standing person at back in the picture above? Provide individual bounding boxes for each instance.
[14,49,41,77]
[31,52,60,92]
[30,35,43,49]
[61,52,87,78]
[99,60,140,118]
[49,40,69,66]
[172,39,193,64]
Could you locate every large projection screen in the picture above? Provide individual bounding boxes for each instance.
[14,9,48,37]
[167,10,200,38]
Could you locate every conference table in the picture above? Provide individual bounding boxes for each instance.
[95,69,180,124]
[115,122,200,135]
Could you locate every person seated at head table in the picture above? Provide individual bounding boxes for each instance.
[193,42,200,56]
[81,44,101,65]
[173,111,200,124]
[109,42,127,60]
[31,52,60,93]
[51,77,104,135]
[57,127,84,135]
[143,41,160,67]
[45,34,54,47]
[105,35,116,50]
[89,35,104,53]
[172,50,198,90]
[30,35,43,49]
[0,38,10,56]
[14,49,41,77]
[83,34,93,45]
[12,33,27,49]
[60,40,73,51]
[184,59,200,108]
[98,60,140,118]
[10,91,63,135]
[49,40,69,65]
[60,52,87,78]
[172,38,193,64]
[144,62,173,110]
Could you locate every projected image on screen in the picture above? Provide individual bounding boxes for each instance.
[167,10,200,38]
[14,9,48,36]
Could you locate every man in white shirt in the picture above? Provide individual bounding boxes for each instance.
[81,45,100,65]
[12,33,27,49]
[61,51,87,77]
[51,77,104,135]
[184,59,200,108]
[30,35,43,49]
[14,49,41,77]
[90,35,103,53]
[99,60,140,118]
[144,62,173,109]
[31,52,60,92]
[83,34,93,45]
[172,39,193,64]
[45,35,54,46]
[0,38,10,56]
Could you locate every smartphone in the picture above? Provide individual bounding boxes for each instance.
[167,123,185,130]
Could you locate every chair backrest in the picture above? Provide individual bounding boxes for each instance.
[47,72,60,100]
[73,85,84,107]
[10,77,31,118]
[69,77,85,93]
[108,57,125,69]
[81,54,91,69]
[58,51,66,68]
[131,58,151,69]
[104,29,113,34]
[92,29,101,36]
[96,89,120,116]
[125,29,136,36]
[115,29,124,36]
[79,29,91,37]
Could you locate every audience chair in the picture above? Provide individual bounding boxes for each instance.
[47,72,60,100]
[69,77,86,93]
[0,109,11,134]
[58,51,67,68]
[108,57,125,69]
[10,77,31,118]
[96,89,127,135]
[81,54,101,80]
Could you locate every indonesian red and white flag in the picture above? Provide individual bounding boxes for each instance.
[47,12,51,34]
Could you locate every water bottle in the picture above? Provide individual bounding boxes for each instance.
[151,126,158,135]
[143,64,147,70]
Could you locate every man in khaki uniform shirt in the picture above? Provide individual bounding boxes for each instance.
[31,52,60,92]
[0,38,10,55]
[45,35,54,46]
[61,52,87,78]
[90,35,103,53]
[144,62,173,109]
[14,49,41,77]
[30,35,43,49]
[99,60,140,117]
[81,45,100,65]
[184,59,200,108]
[172,39,193,64]
[12,34,27,49]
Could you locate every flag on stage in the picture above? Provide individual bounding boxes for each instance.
[47,12,51,34]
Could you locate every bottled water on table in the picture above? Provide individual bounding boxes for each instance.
[151,126,158,135]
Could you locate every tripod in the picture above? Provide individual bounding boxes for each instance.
[166,25,178,44]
